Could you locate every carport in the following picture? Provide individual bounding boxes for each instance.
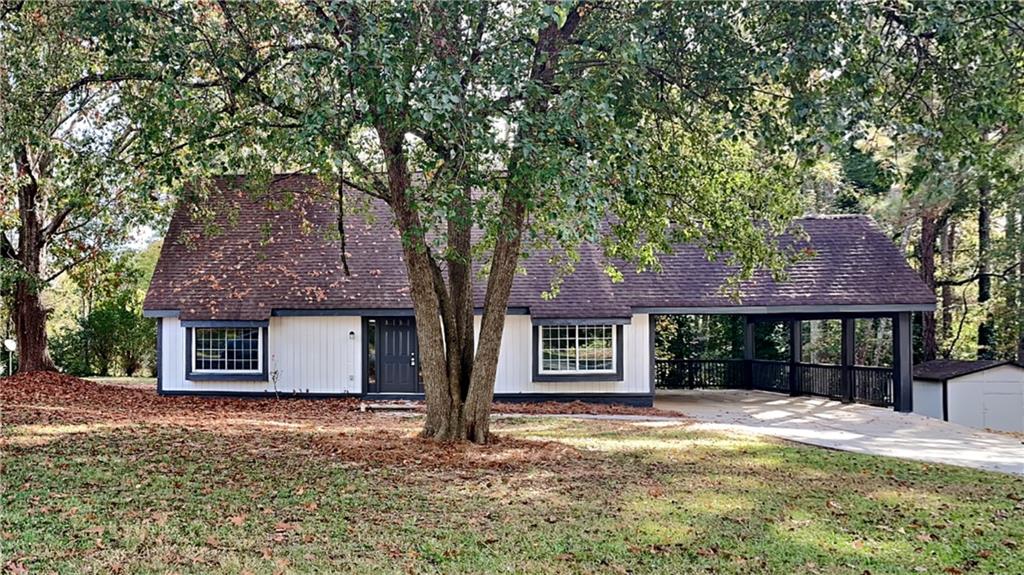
[616,215,936,413]
[648,307,923,412]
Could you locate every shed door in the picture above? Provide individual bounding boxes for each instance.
[377,317,421,394]
[981,393,1024,433]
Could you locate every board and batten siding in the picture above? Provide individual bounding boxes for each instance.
[477,314,652,396]
[160,317,362,395]
[160,313,652,397]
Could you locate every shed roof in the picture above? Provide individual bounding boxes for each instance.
[913,360,1022,382]
[143,175,936,320]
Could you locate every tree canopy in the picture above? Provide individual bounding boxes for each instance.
[3,1,1021,442]
[1,1,164,371]
[74,0,1024,441]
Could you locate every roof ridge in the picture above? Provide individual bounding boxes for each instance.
[797,213,872,220]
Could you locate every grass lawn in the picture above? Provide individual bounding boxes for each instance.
[2,374,1022,574]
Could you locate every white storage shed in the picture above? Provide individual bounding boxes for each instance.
[913,360,1024,433]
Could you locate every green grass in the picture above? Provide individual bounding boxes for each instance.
[3,415,1023,574]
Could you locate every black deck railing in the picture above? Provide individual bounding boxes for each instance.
[796,363,844,399]
[654,359,745,390]
[852,366,894,407]
[655,359,894,407]
[751,360,789,393]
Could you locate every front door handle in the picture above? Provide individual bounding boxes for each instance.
[410,352,416,367]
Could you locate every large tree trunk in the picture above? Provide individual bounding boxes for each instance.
[14,147,56,373]
[919,212,939,362]
[458,12,581,442]
[977,179,994,359]
[379,137,527,444]
[14,281,53,373]
[381,170,523,443]
[1012,204,1024,364]
[373,10,581,443]
[446,186,482,441]
[462,196,526,443]
[376,127,514,444]
[377,129,460,440]
[939,220,956,355]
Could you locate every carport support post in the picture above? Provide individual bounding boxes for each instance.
[892,312,913,412]
[743,316,755,389]
[841,318,855,403]
[789,320,802,396]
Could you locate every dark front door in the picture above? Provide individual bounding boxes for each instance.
[376,317,421,393]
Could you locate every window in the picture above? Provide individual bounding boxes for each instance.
[192,327,262,373]
[539,324,616,374]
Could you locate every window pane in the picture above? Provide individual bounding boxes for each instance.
[541,325,574,371]
[194,328,260,372]
[578,326,613,371]
[540,324,615,373]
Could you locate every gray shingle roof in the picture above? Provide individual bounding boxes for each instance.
[144,175,936,320]
[913,360,1020,382]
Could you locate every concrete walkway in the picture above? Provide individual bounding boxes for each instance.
[656,389,1024,475]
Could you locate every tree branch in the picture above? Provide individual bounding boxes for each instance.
[43,248,101,283]
[0,231,17,261]
[335,177,351,276]
[937,262,1019,287]
[427,251,455,328]
[41,205,75,242]
[941,292,971,358]
[1,0,25,20]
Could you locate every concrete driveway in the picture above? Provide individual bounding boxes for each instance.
[656,389,1024,475]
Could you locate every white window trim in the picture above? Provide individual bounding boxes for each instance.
[190,327,264,374]
[538,324,617,375]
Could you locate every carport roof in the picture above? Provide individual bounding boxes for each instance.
[144,175,937,321]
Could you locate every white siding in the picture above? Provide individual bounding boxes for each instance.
[160,316,362,395]
[160,313,654,397]
[946,365,1024,432]
[160,318,186,389]
[911,379,944,420]
[477,314,652,396]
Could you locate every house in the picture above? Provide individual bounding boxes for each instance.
[913,360,1024,432]
[143,175,935,408]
